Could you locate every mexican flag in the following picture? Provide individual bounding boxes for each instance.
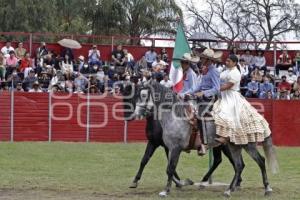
[169,23,191,93]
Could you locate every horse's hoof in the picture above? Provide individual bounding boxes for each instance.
[223,190,231,198]
[175,183,182,188]
[198,181,208,189]
[129,182,138,188]
[159,191,168,197]
[184,178,194,186]
[265,186,273,197]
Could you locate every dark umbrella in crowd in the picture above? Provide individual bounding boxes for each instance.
[58,38,82,49]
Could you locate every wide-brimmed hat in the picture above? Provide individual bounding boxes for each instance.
[200,49,223,62]
[179,53,200,63]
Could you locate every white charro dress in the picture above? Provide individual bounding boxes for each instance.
[212,67,271,145]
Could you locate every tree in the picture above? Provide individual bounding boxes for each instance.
[186,0,300,50]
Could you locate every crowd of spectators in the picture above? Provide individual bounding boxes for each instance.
[0,40,300,100]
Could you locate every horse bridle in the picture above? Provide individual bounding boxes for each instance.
[137,86,154,117]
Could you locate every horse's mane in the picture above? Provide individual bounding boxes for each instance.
[149,81,186,118]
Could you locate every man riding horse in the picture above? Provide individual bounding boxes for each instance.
[180,49,222,155]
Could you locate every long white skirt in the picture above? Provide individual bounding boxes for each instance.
[212,90,271,145]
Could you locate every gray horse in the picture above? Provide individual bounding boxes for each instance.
[133,80,278,197]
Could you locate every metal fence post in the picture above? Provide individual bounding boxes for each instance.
[10,80,14,142]
[86,84,90,143]
[273,42,277,76]
[29,33,33,56]
[124,120,128,144]
[48,92,52,142]
[111,36,114,52]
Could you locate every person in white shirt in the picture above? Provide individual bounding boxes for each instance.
[253,49,267,74]
[160,74,173,88]
[152,55,167,73]
[123,49,135,71]
[286,67,297,85]
[240,49,253,66]
[29,81,43,93]
[1,41,15,58]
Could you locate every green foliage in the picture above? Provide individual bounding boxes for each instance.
[0,0,182,38]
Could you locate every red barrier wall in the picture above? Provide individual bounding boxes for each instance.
[0,92,300,146]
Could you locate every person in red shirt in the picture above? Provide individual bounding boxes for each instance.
[277,75,291,99]
[19,52,33,73]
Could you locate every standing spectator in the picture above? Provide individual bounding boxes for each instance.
[293,51,300,75]
[88,45,101,66]
[29,81,42,93]
[239,58,249,87]
[240,49,253,67]
[0,52,6,81]
[60,54,73,74]
[286,67,297,85]
[250,67,263,82]
[23,70,38,91]
[1,41,14,58]
[19,52,33,73]
[15,42,27,60]
[61,47,74,61]
[259,76,274,99]
[123,49,135,71]
[160,74,173,88]
[161,48,169,63]
[112,44,126,75]
[145,46,157,69]
[275,49,292,77]
[253,49,266,74]
[277,75,291,100]
[36,42,48,59]
[245,77,259,98]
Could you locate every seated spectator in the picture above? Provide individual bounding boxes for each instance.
[145,46,157,69]
[61,47,74,61]
[80,63,91,76]
[5,51,18,79]
[29,81,42,93]
[96,66,105,92]
[259,76,274,99]
[49,70,65,91]
[1,41,15,58]
[160,74,173,88]
[265,69,275,84]
[239,58,249,87]
[240,49,253,67]
[275,49,292,77]
[36,42,48,60]
[90,64,99,74]
[19,52,34,73]
[50,84,62,93]
[253,49,266,74]
[123,49,135,71]
[277,75,291,100]
[65,72,74,93]
[15,82,24,92]
[0,81,9,91]
[38,72,51,92]
[293,51,300,74]
[0,52,6,81]
[15,42,26,60]
[291,90,300,100]
[74,73,88,93]
[60,54,73,74]
[6,69,22,89]
[112,44,126,74]
[245,77,259,98]
[266,91,274,99]
[76,55,85,72]
[88,45,102,66]
[250,67,263,82]
[152,55,168,73]
[286,67,297,85]
[292,76,300,92]
[23,70,38,91]
[89,85,100,94]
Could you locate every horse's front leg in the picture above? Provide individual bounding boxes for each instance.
[159,147,182,197]
[130,142,158,188]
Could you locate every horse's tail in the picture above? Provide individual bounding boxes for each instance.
[262,136,279,174]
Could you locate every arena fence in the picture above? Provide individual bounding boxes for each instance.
[0,91,299,146]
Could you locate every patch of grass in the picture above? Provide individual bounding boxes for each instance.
[0,142,299,199]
